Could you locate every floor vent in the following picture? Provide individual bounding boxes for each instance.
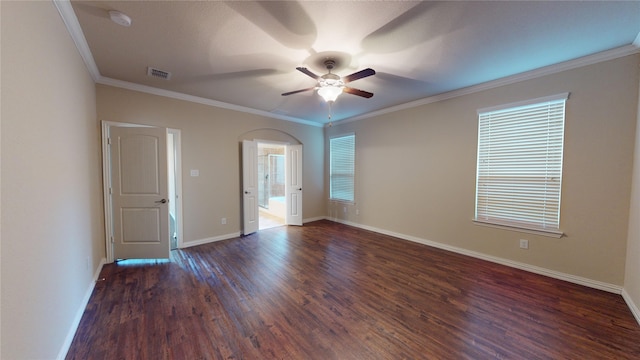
[147,67,172,80]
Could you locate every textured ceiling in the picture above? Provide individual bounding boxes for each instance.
[68,1,640,125]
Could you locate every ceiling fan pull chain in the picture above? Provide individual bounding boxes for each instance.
[328,101,333,120]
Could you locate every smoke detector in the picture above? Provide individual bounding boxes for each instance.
[109,10,132,27]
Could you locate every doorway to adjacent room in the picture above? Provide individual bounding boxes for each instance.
[242,139,303,235]
[258,142,286,230]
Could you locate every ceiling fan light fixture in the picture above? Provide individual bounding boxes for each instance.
[317,85,343,102]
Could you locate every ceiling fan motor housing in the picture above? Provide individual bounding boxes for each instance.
[324,59,336,70]
[319,73,344,87]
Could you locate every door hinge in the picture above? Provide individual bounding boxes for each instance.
[107,137,111,145]
[108,187,112,195]
[110,236,114,244]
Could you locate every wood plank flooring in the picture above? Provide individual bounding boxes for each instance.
[66,220,640,359]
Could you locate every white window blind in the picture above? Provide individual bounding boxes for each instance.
[330,134,355,202]
[474,93,568,235]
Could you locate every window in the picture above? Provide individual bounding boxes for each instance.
[330,134,355,202]
[474,93,568,237]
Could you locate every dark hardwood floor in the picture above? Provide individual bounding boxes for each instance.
[67,220,640,359]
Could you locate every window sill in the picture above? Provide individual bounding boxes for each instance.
[329,198,355,205]
[472,219,564,238]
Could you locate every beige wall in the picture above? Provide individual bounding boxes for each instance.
[1,4,638,359]
[96,85,325,244]
[1,2,104,359]
[624,75,640,321]
[327,54,639,286]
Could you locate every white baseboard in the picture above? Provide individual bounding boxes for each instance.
[180,219,325,249]
[181,232,241,248]
[303,216,326,223]
[328,218,622,294]
[179,220,330,249]
[622,289,640,326]
[57,257,107,360]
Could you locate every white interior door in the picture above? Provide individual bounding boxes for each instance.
[111,126,170,259]
[242,140,259,235]
[286,144,303,226]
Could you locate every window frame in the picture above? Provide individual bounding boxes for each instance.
[329,133,356,203]
[473,93,569,238]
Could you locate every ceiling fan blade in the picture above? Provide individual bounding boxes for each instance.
[296,67,320,80]
[342,68,376,83]
[282,87,316,96]
[344,87,374,98]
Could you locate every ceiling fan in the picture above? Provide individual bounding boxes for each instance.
[282,60,375,103]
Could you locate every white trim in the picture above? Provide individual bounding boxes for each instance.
[183,227,331,243]
[332,45,640,127]
[168,129,184,249]
[476,92,569,115]
[180,232,241,249]
[101,122,114,263]
[622,289,640,326]
[472,219,564,239]
[56,0,639,129]
[328,131,356,140]
[303,216,326,223]
[56,257,106,360]
[97,77,323,128]
[56,0,638,130]
[177,220,327,248]
[53,2,323,128]
[328,218,622,294]
[53,0,640,127]
[53,0,100,81]
[254,139,291,146]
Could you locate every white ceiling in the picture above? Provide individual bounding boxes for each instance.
[66,1,640,126]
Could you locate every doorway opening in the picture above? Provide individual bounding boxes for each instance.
[258,142,286,230]
[242,139,302,235]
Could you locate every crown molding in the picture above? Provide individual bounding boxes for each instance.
[55,0,639,130]
[333,44,640,127]
[96,77,323,128]
[53,0,100,81]
[54,0,322,128]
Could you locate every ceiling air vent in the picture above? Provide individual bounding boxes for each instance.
[147,67,171,80]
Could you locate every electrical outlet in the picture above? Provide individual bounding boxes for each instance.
[519,239,529,249]
[343,206,347,214]
[221,218,227,225]
[356,209,360,215]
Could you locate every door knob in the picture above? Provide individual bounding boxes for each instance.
[298,188,302,191]
[155,199,168,204]
[244,191,249,194]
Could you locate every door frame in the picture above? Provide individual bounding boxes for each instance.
[101,121,183,263]
[243,139,303,233]
[168,128,184,249]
